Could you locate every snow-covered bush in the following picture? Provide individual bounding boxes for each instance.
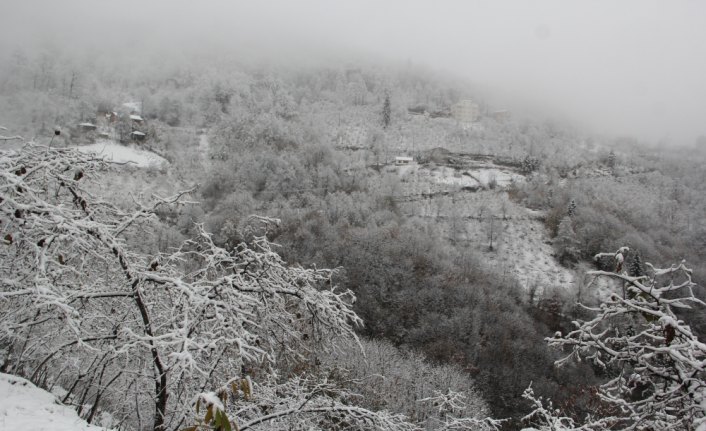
[323,338,492,428]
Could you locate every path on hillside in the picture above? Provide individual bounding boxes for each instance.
[198,133,209,166]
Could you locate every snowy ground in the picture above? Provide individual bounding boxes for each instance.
[489,213,576,295]
[396,162,523,198]
[0,373,109,430]
[74,140,168,168]
[466,166,521,188]
[392,156,576,296]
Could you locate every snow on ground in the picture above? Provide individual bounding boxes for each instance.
[428,166,481,188]
[74,140,168,168]
[466,167,522,188]
[0,373,109,430]
[447,198,577,295]
[382,156,583,297]
[400,165,522,191]
[491,214,576,295]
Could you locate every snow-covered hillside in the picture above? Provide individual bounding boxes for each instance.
[490,211,576,295]
[399,182,577,296]
[0,373,109,431]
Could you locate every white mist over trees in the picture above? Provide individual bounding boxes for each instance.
[2,0,706,145]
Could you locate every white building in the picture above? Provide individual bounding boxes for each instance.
[395,156,414,165]
[451,99,480,123]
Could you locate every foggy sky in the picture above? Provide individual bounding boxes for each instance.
[2,0,705,144]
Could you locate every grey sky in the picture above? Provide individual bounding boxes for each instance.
[3,0,705,144]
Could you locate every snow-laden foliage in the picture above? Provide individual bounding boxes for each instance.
[187,374,415,431]
[0,143,406,430]
[524,248,706,430]
[417,390,504,430]
[323,338,493,429]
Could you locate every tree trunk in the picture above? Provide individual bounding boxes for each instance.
[132,283,168,431]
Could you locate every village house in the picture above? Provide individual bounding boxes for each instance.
[131,130,146,141]
[395,156,414,165]
[77,122,97,131]
[95,109,119,125]
[94,110,119,140]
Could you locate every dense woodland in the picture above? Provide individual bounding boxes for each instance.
[1,45,706,430]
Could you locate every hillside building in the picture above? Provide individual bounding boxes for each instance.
[395,156,414,165]
[131,131,146,141]
[451,99,479,123]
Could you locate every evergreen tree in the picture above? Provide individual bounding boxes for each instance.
[382,92,391,128]
[607,149,616,168]
[546,188,554,208]
[628,249,645,277]
[520,155,540,175]
[567,199,577,217]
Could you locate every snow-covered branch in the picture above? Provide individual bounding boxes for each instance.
[531,248,706,430]
[186,375,417,431]
[0,143,366,430]
[417,390,504,431]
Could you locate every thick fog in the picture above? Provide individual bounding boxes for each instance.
[2,0,705,144]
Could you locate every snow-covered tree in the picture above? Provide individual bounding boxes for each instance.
[519,155,540,176]
[0,143,406,430]
[186,374,415,431]
[323,338,493,429]
[418,390,504,430]
[524,248,706,430]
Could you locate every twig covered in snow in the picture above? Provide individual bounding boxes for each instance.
[417,390,505,430]
[526,249,706,430]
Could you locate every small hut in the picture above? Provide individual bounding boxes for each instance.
[395,156,414,165]
[78,122,97,131]
[131,131,146,141]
